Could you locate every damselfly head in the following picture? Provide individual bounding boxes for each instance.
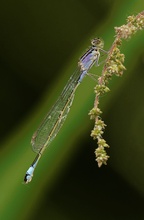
[91,38,104,49]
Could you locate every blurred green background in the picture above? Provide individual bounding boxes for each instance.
[0,0,144,219]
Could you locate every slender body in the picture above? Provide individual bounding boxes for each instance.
[24,38,105,183]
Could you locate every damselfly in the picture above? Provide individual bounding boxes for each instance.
[24,38,107,183]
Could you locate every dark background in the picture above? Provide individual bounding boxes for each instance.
[0,0,144,219]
